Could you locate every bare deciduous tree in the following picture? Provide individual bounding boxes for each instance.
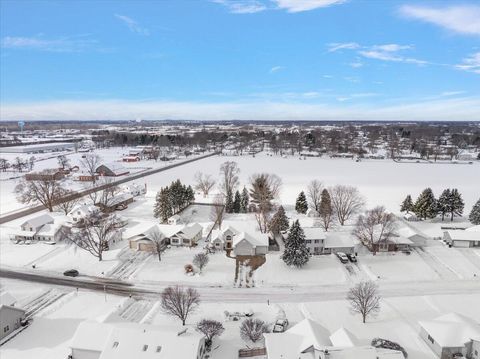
[0,158,9,172]
[88,179,119,207]
[15,175,65,212]
[196,319,225,350]
[65,212,125,261]
[161,286,200,326]
[219,161,240,197]
[353,206,397,251]
[193,253,209,273]
[81,153,102,184]
[249,173,282,233]
[210,195,225,229]
[57,155,70,170]
[240,318,269,344]
[307,179,323,212]
[347,281,381,323]
[54,189,80,214]
[194,172,216,197]
[149,228,167,262]
[330,185,365,225]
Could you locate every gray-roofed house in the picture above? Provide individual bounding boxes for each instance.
[0,292,26,341]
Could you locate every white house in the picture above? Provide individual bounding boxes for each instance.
[0,291,26,341]
[120,182,146,197]
[69,321,206,359]
[167,214,181,225]
[209,225,268,256]
[302,227,327,255]
[394,223,428,247]
[11,214,64,242]
[443,231,480,248]
[300,228,355,255]
[68,203,100,225]
[169,223,203,247]
[263,318,404,359]
[419,313,480,359]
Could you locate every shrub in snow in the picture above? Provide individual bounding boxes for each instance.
[193,253,209,273]
[184,263,194,274]
[240,318,269,344]
[371,338,408,358]
[196,319,225,351]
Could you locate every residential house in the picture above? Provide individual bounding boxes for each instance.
[0,292,26,341]
[96,162,130,177]
[210,225,268,256]
[302,227,326,255]
[366,224,413,252]
[419,313,480,359]
[97,193,134,213]
[169,223,203,247]
[68,203,100,226]
[69,321,206,359]
[12,214,55,241]
[120,182,146,197]
[25,169,65,181]
[127,224,169,253]
[299,228,355,255]
[168,214,181,225]
[395,223,428,246]
[263,318,404,359]
[443,231,480,248]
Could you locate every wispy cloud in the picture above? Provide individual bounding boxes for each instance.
[272,0,345,13]
[269,65,285,73]
[440,91,466,97]
[2,96,479,121]
[327,42,360,52]
[399,5,480,36]
[114,14,150,35]
[455,52,480,74]
[1,35,98,52]
[212,0,267,14]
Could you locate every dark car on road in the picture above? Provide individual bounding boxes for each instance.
[347,253,357,262]
[63,269,79,277]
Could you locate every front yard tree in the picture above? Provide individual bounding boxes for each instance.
[295,191,308,214]
[307,179,323,212]
[15,174,66,212]
[400,195,414,214]
[154,187,173,223]
[80,153,101,185]
[282,220,309,268]
[414,188,437,220]
[240,318,269,344]
[219,161,240,197]
[196,319,225,351]
[57,155,70,170]
[194,172,216,197]
[269,205,289,235]
[233,190,241,213]
[353,206,397,252]
[150,229,167,261]
[330,185,365,225]
[319,189,334,231]
[347,281,381,324]
[448,188,464,221]
[54,189,80,214]
[66,213,125,261]
[0,158,9,172]
[193,253,209,273]
[225,190,234,213]
[210,195,225,229]
[161,286,200,326]
[249,173,282,233]
[240,186,249,213]
[469,198,480,225]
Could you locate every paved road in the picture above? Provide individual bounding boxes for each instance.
[2,267,479,303]
[0,151,219,224]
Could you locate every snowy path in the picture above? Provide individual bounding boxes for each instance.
[118,299,154,322]
[458,249,480,274]
[18,289,68,319]
[412,247,459,280]
[108,250,152,280]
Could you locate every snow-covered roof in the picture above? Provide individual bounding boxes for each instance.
[466,225,480,232]
[287,318,332,351]
[233,231,268,248]
[68,203,99,217]
[70,321,204,359]
[107,193,134,206]
[419,312,480,347]
[445,231,479,242]
[97,162,129,175]
[36,223,60,236]
[303,227,327,241]
[21,214,54,229]
[0,291,16,307]
[325,232,355,249]
[329,327,359,347]
[168,214,180,220]
[178,223,203,239]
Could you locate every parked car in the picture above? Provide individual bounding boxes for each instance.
[336,252,349,263]
[224,309,253,321]
[346,253,357,262]
[273,318,289,333]
[63,269,79,277]
[402,249,411,255]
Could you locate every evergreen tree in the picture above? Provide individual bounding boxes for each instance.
[269,205,289,235]
[153,187,172,223]
[469,198,480,225]
[225,190,234,213]
[282,220,309,268]
[295,191,308,214]
[319,189,334,231]
[240,186,249,213]
[233,190,241,213]
[414,188,437,220]
[400,194,414,213]
[437,189,451,221]
[186,185,195,205]
[448,188,464,221]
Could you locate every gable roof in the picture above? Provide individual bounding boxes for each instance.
[21,214,54,229]
[445,231,479,241]
[329,327,359,347]
[303,227,327,241]
[0,291,16,307]
[233,231,268,248]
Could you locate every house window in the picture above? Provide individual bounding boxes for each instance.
[306,240,312,244]
[314,240,319,244]
[142,345,148,351]
[474,350,478,356]
[3,325,9,333]
[171,238,178,244]
[112,342,119,348]
[427,334,435,344]
[183,238,190,244]
[156,346,162,353]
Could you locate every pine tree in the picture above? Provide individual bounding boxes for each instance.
[269,205,289,235]
[186,185,195,205]
[400,194,414,213]
[154,187,172,223]
[225,190,234,213]
[319,189,334,231]
[295,191,308,214]
[233,190,241,213]
[437,189,451,221]
[282,220,309,268]
[448,188,464,221]
[414,188,437,220]
[240,186,249,213]
[469,198,480,225]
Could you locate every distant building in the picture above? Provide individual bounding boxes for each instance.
[122,156,140,162]
[68,204,100,226]
[25,169,65,181]
[443,231,480,248]
[0,142,75,154]
[97,193,134,213]
[96,163,130,177]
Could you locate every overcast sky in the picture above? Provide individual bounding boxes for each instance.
[1,0,479,121]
